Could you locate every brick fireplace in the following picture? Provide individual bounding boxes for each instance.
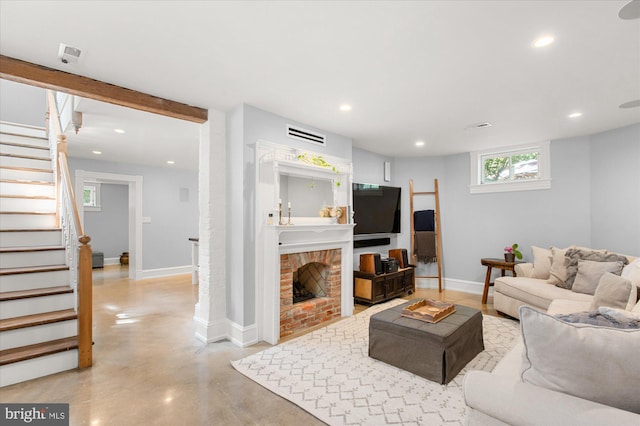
[279,249,342,338]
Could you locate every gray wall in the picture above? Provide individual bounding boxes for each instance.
[84,184,129,259]
[0,80,47,127]
[383,123,639,288]
[69,158,199,270]
[227,104,353,326]
[590,123,640,255]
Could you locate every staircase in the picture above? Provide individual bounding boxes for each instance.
[0,123,79,387]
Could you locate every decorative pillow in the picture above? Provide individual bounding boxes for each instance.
[571,260,624,295]
[547,247,571,286]
[530,246,552,279]
[561,248,628,289]
[589,272,636,311]
[554,310,640,329]
[598,306,640,323]
[622,258,640,301]
[519,306,640,414]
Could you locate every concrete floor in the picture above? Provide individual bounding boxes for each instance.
[0,266,499,425]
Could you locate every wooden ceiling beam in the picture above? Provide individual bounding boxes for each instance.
[0,55,208,124]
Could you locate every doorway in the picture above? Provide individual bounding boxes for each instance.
[75,170,143,280]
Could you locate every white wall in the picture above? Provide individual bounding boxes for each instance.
[69,158,199,271]
[227,104,353,326]
[0,80,46,127]
[84,183,128,259]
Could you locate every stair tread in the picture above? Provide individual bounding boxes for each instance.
[0,309,77,332]
[0,264,69,275]
[0,179,54,186]
[0,245,64,253]
[0,211,57,215]
[0,166,53,173]
[0,336,78,366]
[0,153,50,161]
[0,229,61,234]
[0,286,73,301]
[0,194,56,200]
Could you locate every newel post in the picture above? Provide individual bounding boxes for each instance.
[78,235,93,368]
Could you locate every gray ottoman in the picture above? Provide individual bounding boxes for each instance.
[369,300,484,384]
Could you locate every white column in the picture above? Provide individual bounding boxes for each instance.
[194,109,228,343]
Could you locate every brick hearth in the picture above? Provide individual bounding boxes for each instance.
[280,249,342,338]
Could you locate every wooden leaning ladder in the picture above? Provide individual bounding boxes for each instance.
[409,178,444,292]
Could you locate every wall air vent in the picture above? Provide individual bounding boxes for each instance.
[286,124,326,146]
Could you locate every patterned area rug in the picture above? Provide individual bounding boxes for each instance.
[232,299,520,425]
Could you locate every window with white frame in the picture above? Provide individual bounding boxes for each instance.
[83,183,101,211]
[469,141,551,193]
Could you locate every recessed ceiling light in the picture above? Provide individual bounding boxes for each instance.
[114,129,125,134]
[92,151,102,155]
[167,160,175,165]
[619,0,640,20]
[533,35,555,48]
[568,112,583,118]
[415,141,425,147]
[339,104,352,112]
[619,99,640,108]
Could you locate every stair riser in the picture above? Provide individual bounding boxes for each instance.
[0,168,53,182]
[0,349,78,387]
[0,293,75,319]
[0,144,50,158]
[0,197,56,213]
[0,269,69,292]
[0,214,57,230]
[0,230,62,248]
[0,181,55,197]
[0,250,66,269]
[0,156,51,170]
[0,320,77,351]
[0,133,48,147]
[0,126,47,140]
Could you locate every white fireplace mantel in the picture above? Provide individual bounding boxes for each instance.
[254,140,355,345]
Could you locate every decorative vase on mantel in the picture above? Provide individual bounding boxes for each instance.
[504,253,516,263]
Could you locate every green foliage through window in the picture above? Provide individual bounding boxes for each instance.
[482,152,538,183]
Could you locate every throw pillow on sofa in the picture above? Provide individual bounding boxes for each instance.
[547,247,571,286]
[571,260,624,295]
[519,306,640,414]
[590,272,636,311]
[530,245,552,279]
[560,248,628,290]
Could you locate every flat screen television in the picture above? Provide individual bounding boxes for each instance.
[352,183,401,234]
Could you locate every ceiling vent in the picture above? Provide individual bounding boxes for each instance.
[286,124,326,146]
[465,122,492,130]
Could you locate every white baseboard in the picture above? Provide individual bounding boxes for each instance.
[227,321,258,347]
[104,257,120,266]
[140,265,191,279]
[193,316,228,344]
[416,277,485,295]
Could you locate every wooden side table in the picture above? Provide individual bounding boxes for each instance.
[480,258,522,304]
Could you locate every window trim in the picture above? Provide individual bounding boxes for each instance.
[83,182,101,211]
[469,141,551,194]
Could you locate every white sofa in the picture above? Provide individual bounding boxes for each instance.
[465,247,640,425]
[464,337,640,425]
[494,246,638,319]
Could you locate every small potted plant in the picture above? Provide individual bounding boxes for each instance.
[504,244,523,263]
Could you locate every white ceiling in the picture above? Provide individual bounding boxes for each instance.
[1,1,639,162]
